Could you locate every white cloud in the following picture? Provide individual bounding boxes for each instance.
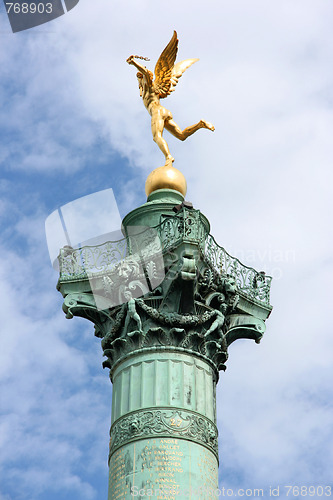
[0,198,110,498]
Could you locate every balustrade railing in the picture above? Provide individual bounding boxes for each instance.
[58,209,272,306]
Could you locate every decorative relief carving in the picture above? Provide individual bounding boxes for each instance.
[101,298,229,372]
[60,208,270,373]
[109,408,218,460]
[62,292,114,338]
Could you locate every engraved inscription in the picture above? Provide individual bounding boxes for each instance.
[108,438,218,499]
[109,448,126,498]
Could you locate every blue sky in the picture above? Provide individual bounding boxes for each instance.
[0,1,333,499]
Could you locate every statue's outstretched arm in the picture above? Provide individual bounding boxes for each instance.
[127,56,152,86]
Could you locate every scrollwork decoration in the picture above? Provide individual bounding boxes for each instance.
[109,408,218,461]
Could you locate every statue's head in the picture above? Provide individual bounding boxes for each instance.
[124,290,132,301]
[136,69,153,96]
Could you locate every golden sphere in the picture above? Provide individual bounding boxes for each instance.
[145,165,187,197]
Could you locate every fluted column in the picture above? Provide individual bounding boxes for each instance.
[108,349,219,499]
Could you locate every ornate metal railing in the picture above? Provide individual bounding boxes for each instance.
[58,208,272,306]
[57,239,128,280]
[204,234,272,306]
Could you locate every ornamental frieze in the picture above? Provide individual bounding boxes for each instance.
[109,408,218,460]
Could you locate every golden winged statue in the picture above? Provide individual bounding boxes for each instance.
[127,31,215,167]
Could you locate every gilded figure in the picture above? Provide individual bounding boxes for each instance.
[127,31,215,166]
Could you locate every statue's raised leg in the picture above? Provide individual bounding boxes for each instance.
[166,119,215,141]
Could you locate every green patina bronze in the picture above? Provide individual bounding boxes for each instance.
[57,188,272,499]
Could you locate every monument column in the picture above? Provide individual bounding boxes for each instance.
[57,176,272,498]
[55,30,272,499]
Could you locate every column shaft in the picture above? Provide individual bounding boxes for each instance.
[108,350,219,499]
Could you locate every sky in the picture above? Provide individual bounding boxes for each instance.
[0,0,332,499]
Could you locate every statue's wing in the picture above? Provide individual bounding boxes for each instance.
[154,31,178,98]
[169,58,199,92]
